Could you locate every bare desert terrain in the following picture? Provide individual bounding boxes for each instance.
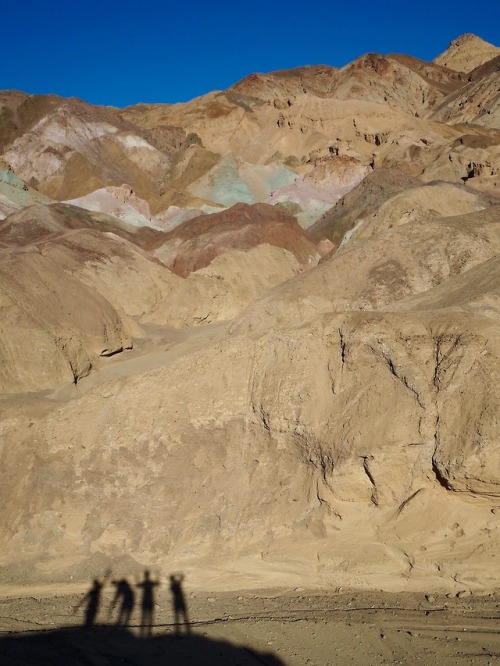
[1,586,500,665]
[1,31,499,664]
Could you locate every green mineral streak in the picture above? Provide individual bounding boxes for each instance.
[206,157,297,207]
[211,161,254,206]
[0,169,26,188]
[264,167,297,191]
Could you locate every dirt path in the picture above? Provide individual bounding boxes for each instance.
[0,322,228,421]
[1,589,499,665]
[49,321,228,402]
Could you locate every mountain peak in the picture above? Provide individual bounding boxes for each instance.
[434,33,500,73]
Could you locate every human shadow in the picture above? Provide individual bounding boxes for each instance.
[0,626,286,665]
[169,573,191,634]
[136,569,160,637]
[110,578,135,626]
[73,572,109,627]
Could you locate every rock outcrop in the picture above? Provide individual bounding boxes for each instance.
[433,33,500,73]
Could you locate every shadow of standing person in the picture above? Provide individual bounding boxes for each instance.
[74,573,109,627]
[137,570,159,637]
[110,578,135,626]
[169,574,191,635]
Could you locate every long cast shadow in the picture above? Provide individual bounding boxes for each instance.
[0,626,286,665]
[169,573,191,634]
[137,570,160,637]
[73,572,109,627]
[110,578,135,626]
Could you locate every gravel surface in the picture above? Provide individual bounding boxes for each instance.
[1,588,500,665]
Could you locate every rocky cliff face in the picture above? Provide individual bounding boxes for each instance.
[0,34,499,593]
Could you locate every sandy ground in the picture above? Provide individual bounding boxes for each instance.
[1,588,500,665]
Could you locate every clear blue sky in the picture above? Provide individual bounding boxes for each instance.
[1,0,499,107]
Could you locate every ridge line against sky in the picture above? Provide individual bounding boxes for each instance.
[1,0,499,108]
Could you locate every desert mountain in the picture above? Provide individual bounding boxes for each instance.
[433,33,500,73]
[0,91,185,208]
[0,33,499,594]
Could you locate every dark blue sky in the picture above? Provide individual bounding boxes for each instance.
[2,0,499,107]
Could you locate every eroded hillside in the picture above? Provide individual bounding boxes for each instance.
[0,33,499,594]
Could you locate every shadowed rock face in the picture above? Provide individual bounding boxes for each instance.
[309,168,423,244]
[431,55,500,127]
[387,53,466,94]
[0,33,499,594]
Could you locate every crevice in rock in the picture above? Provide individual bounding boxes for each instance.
[259,407,270,432]
[433,334,463,389]
[395,488,424,517]
[361,456,378,506]
[431,414,453,490]
[339,328,346,370]
[372,344,424,408]
[431,458,454,491]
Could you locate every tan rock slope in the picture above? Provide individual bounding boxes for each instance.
[431,56,500,128]
[2,217,498,589]
[434,33,500,73]
[0,204,173,392]
[0,202,308,393]
[0,33,499,593]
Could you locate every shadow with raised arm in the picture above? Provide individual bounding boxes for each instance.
[136,569,160,637]
[74,571,110,627]
[110,578,135,626]
[169,573,191,634]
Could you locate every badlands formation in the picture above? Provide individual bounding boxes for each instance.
[0,33,499,607]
